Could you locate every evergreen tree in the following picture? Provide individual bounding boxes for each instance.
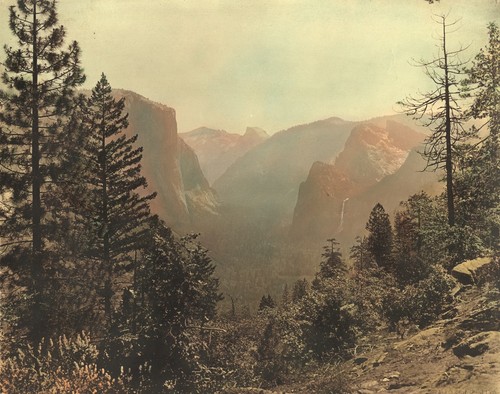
[79,74,156,324]
[393,207,430,285]
[118,222,222,390]
[259,294,276,311]
[350,236,372,271]
[398,15,469,227]
[291,278,309,303]
[280,283,290,307]
[456,22,500,250]
[399,192,449,265]
[366,203,393,270]
[299,285,356,361]
[317,238,346,281]
[0,0,85,340]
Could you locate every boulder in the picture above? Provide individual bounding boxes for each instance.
[453,331,500,358]
[451,257,492,285]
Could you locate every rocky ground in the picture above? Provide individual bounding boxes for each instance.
[224,284,499,393]
[346,285,499,393]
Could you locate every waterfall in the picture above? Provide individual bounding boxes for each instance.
[337,198,349,232]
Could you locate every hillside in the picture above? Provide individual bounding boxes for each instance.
[291,120,429,244]
[222,285,500,393]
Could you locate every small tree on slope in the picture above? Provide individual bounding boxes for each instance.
[366,203,393,270]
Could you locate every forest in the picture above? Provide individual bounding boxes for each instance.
[0,1,498,393]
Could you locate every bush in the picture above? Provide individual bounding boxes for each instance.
[298,282,357,361]
[383,266,455,332]
[255,306,308,387]
[350,268,397,333]
[203,315,265,390]
[477,255,500,288]
[0,332,125,393]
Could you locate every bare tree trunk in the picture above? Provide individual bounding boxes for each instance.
[442,18,455,227]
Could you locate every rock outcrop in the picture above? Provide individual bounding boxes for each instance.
[347,287,500,393]
[115,90,219,230]
[451,257,494,285]
[291,120,437,244]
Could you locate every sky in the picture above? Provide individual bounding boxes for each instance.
[0,0,498,134]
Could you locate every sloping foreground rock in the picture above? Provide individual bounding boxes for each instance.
[346,287,500,393]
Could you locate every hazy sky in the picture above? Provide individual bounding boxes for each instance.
[0,0,498,134]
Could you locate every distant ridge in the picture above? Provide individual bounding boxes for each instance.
[180,126,269,184]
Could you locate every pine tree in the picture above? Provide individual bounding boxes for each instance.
[350,236,371,271]
[456,22,500,250]
[393,207,428,284]
[80,74,156,324]
[398,15,469,227]
[366,203,393,270]
[259,294,276,311]
[0,0,85,340]
[121,222,222,389]
[291,278,309,303]
[280,283,290,307]
[317,238,346,281]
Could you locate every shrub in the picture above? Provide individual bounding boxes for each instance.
[255,306,308,387]
[383,266,455,332]
[477,255,500,288]
[298,282,357,361]
[0,332,125,393]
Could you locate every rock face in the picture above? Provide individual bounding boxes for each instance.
[180,126,269,184]
[291,120,437,243]
[213,117,355,225]
[334,121,422,190]
[115,90,218,230]
[451,257,494,285]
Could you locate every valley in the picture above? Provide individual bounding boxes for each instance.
[120,92,445,309]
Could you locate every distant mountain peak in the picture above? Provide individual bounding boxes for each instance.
[183,127,235,138]
[291,119,428,242]
[325,116,346,124]
[243,126,269,139]
[180,126,269,184]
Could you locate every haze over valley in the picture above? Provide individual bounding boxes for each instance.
[119,90,445,304]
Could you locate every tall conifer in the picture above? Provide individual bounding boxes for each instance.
[0,0,85,340]
[457,22,500,250]
[80,74,156,323]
